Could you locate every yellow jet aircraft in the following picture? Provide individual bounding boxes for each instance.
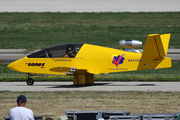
[8,33,171,85]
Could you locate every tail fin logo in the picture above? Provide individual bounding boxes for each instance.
[112,53,125,68]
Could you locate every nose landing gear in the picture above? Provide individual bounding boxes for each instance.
[26,73,34,85]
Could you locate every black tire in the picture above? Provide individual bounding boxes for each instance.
[26,78,34,85]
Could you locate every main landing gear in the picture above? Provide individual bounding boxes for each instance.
[26,73,34,85]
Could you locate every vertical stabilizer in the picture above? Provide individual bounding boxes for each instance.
[142,33,170,59]
[138,33,171,70]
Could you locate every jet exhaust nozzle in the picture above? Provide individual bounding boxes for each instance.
[119,39,142,49]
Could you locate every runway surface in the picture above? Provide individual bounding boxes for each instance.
[1,0,180,12]
[1,82,180,92]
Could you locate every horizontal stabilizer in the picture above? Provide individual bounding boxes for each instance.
[142,34,170,59]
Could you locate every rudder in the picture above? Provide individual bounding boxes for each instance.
[142,33,170,59]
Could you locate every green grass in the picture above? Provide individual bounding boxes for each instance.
[1,91,180,119]
[0,12,180,50]
[0,62,180,82]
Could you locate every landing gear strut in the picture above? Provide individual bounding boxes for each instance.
[26,73,34,85]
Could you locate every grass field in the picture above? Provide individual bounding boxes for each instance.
[0,62,180,82]
[0,12,180,50]
[1,91,180,120]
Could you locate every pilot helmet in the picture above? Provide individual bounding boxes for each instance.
[66,44,74,53]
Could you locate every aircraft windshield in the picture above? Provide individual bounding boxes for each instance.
[27,43,84,58]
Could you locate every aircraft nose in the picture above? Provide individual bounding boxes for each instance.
[7,57,25,72]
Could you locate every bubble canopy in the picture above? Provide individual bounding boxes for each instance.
[27,43,84,58]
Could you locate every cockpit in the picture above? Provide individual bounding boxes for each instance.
[27,43,84,58]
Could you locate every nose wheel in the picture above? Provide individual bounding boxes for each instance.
[27,78,34,85]
[26,73,34,85]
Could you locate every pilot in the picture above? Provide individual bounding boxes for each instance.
[63,44,75,58]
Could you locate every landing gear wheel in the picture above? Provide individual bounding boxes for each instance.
[26,78,34,85]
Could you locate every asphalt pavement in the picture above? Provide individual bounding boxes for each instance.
[1,0,180,12]
[1,82,180,91]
